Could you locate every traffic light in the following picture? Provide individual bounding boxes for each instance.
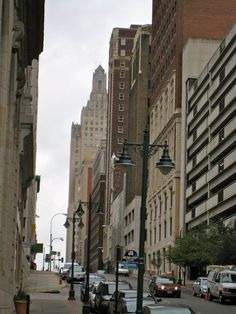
[60,257,64,263]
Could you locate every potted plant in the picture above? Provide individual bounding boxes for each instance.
[13,290,30,314]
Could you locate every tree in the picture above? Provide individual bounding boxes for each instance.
[167,232,211,268]
[167,223,236,269]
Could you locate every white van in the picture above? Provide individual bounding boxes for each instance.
[207,269,236,304]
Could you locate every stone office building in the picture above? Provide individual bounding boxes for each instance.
[0,0,44,312]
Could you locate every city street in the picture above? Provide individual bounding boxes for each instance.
[76,273,236,314]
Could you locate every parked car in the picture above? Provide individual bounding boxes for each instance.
[66,265,85,283]
[149,276,181,298]
[60,262,78,280]
[108,290,154,314]
[89,282,100,313]
[118,263,129,276]
[80,274,105,301]
[116,296,156,314]
[192,277,207,297]
[94,280,133,314]
[142,304,196,314]
[207,269,236,304]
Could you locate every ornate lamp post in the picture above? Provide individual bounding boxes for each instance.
[116,127,175,314]
[64,205,84,300]
[78,194,103,314]
[49,213,67,271]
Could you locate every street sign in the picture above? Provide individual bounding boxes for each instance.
[123,250,138,261]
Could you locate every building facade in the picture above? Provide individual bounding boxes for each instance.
[89,140,106,271]
[0,0,44,312]
[66,123,83,263]
[147,0,236,277]
[184,25,236,232]
[105,26,138,226]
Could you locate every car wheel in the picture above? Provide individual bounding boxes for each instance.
[219,293,225,304]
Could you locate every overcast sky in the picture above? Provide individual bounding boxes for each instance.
[35,0,152,269]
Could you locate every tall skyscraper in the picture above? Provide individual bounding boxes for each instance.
[66,66,107,265]
[105,26,139,225]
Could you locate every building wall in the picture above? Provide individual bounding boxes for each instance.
[148,0,236,278]
[66,123,81,262]
[180,38,221,233]
[0,0,44,312]
[184,25,236,230]
[105,26,138,225]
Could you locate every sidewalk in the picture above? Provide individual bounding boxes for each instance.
[23,270,83,314]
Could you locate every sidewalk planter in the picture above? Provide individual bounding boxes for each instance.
[14,300,28,314]
[13,290,30,314]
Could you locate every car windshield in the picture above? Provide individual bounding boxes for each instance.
[125,298,155,312]
[109,283,131,294]
[157,277,175,284]
[148,308,192,314]
[74,266,85,272]
[222,273,236,283]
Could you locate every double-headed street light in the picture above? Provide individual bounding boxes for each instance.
[116,127,175,314]
[78,194,103,314]
[49,213,67,271]
[64,205,84,300]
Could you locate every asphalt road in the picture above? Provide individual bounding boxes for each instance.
[102,273,236,314]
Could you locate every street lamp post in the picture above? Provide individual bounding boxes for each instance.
[64,205,84,300]
[49,213,67,271]
[116,127,175,314]
[78,194,103,314]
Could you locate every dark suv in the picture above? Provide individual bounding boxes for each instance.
[94,280,132,313]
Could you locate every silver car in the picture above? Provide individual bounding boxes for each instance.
[192,277,207,298]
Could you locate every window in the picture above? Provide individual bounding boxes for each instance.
[170,188,173,208]
[120,49,126,57]
[219,68,225,82]
[118,126,123,133]
[192,155,197,167]
[121,38,126,46]
[117,137,123,144]
[119,93,124,100]
[192,181,196,192]
[193,129,197,141]
[120,60,125,67]
[118,115,124,122]
[119,82,125,89]
[193,105,198,116]
[119,104,124,111]
[219,98,225,112]
[218,160,224,172]
[218,190,224,203]
[159,225,161,241]
[170,217,172,236]
[120,71,125,78]
[164,221,167,238]
[219,128,224,142]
